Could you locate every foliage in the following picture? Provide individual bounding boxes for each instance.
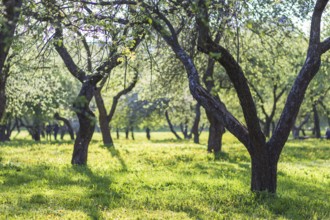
[0,132,329,219]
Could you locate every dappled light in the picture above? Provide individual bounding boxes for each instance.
[1,0,330,218]
[0,132,329,219]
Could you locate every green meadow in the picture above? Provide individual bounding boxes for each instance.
[0,132,329,219]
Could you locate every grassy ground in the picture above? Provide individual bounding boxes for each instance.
[0,131,329,219]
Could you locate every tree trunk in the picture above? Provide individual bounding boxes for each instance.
[131,126,135,140]
[116,127,120,139]
[165,110,182,140]
[0,125,7,141]
[191,103,201,144]
[146,127,151,140]
[71,82,96,165]
[183,123,188,139]
[251,148,277,193]
[312,104,321,138]
[94,89,114,146]
[99,117,113,145]
[31,125,41,141]
[292,113,310,139]
[206,111,225,154]
[54,113,75,140]
[125,127,129,139]
[0,116,15,142]
[0,74,6,122]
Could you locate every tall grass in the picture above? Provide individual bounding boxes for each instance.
[0,131,329,219]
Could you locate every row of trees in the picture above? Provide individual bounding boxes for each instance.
[1,0,330,193]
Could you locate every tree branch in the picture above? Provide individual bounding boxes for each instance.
[196,0,265,150]
[76,31,93,72]
[269,0,329,160]
[320,37,330,54]
[53,22,86,82]
[107,68,139,121]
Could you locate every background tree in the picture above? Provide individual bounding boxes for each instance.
[0,26,79,142]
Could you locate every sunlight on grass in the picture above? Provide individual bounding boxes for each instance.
[0,131,329,219]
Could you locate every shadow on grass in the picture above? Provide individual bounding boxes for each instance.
[0,163,122,219]
[210,151,250,163]
[71,165,122,217]
[245,174,330,219]
[101,145,128,172]
[108,147,128,172]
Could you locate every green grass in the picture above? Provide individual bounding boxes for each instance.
[0,131,329,219]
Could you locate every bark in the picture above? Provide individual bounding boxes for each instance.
[203,57,225,153]
[165,110,182,140]
[54,113,75,140]
[116,127,120,139]
[0,118,15,141]
[312,104,321,138]
[30,124,41,141]
[146,127,151,140]
[269,0,328,157]
[206,111,225,154]
[0,72,7,123]
[130,126,135,140]
[0,125,7,141]
[251,148,277,193]
[0,0,22,120]
[0,114,17,141]
[94,70,138,146]
[191,103,201,144]
[53,124,59,140]
[125,127,129,139]
[71,80,97,165]
[94,89,113,146]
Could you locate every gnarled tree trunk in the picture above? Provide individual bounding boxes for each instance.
[71,80,97,165]
[250,147,277,192]
[206,111,225,154]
